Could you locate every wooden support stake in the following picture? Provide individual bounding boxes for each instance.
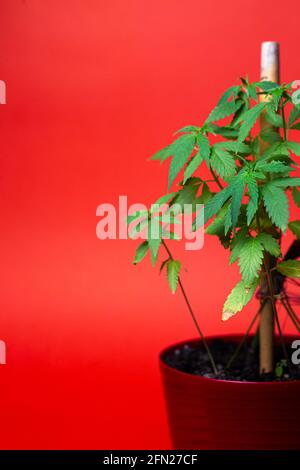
[259,41,280,374]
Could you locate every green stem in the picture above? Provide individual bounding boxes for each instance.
[281,300,300,333]
[256,213,288,371]
[274,307,290,367]
[281,102,288,141]
[209,165,223,190]
[225,304,263,370]
[281,296,300,331]
[236,154,249,165]
[262,254,291,370]
[161,239,218,375]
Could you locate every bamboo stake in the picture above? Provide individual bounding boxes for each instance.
[259,41,280,374]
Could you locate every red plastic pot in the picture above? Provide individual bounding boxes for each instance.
[160,335,300,450]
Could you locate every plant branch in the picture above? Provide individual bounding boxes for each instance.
[281,296,300,331]
[161,239,218,375]
[281,299,300,333]
[209,165,224,190]
[281,101,288,141]
[274,306,290,368]
[261,254,290,370]
[285,295,300,326]
[256,213,276,373]
[287,278,300,288]
[225,302,264,370]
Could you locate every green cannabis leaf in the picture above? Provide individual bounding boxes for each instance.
[206,100,242,123]
[222,278,259,321]
[166,260,181,294]
[133,241,149,265]
[288,221,300,239]
[168,134,196,190]
[238,102,266,144]
[292,188,300,208]
[246,175,259,225]
[262,184,289,231]
[197,134,210,162]
[256,233,281,257]
[238,237,264,284]
[183,152,203,183]
[276,260,300,278]
[210,147,236,180]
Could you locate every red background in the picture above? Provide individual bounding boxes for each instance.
[0,0,299,449]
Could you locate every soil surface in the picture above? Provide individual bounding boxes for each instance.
[162,338,300,382]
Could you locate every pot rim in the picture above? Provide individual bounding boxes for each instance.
[159,333,300,386]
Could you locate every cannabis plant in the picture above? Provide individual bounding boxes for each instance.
[129,78,300,376]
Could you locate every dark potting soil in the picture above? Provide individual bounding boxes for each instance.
[162,338,300,382]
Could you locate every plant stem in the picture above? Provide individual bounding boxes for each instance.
[209,165,223,190]
[161,239,218,375]
[258,41,279,375]
[225,304,263,370]
[256,214,275,373]
[281,102,288,141]
[281,297,300,332]
[285,296,300,326]
[281,299,300,333]
[274,306,290,368]
[288,278,300,288]
[262,255,291,371]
